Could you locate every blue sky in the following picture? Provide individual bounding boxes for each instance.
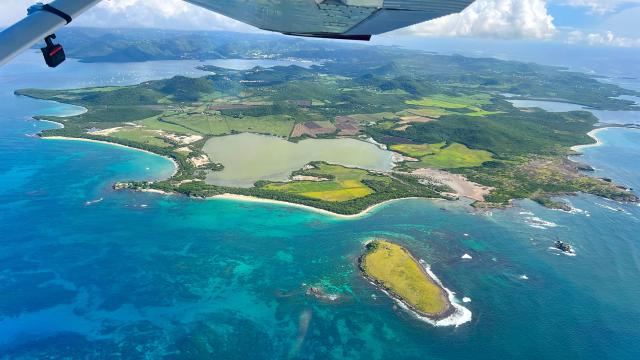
[2,0,640,47]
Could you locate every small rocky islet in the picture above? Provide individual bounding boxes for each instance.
[359,239,454,321]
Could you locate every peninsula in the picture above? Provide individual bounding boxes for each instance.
[16,41,640,214]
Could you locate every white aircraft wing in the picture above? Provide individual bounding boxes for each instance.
[184,0,475,40]
[0,0,475,68]
[0,0,102,67]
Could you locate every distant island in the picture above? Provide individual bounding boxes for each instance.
[17,36,639,215]
[359,240,454,322]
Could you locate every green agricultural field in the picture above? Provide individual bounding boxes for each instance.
[401,108,452,118]
[406,93,493,111]
[406,98,467,109]
[348,112,396,123]
[402,143,493,169]
[225,115,295,137]
[390,143,445,157]
[159,113,295,137]
[108,128,171,148]
[169,113,230,135]
[262,163,385,202]
[139,116,199,135]
[360,240,450,316]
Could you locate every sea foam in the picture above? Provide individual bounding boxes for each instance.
[524,216,559,229]
[84,197,104,206]
[417,260,472,327]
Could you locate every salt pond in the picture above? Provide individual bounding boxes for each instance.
[203,133,394,187]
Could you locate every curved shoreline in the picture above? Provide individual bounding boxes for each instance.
[209,194,424,219]
[37,129,425,219]
[37,126,632,219]
[40,136,179,177]
[571,127,609,152]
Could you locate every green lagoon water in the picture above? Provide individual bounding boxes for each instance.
[1,53,640,359]
[203,133,394,187]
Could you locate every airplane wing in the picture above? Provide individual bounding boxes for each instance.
[184,0,475,40]
[0,0,475,68]
[0,0,102,67]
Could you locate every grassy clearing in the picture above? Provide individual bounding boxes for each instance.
[160,113,294,137]
[401,108,452,118]
[396,143,493,169]
[262,163,382,202]
[415,143,493,168]
[410,93,492,107]
[109,128,171,147]
[406,94,495,116]
[139,116,200,135]
[406,98,468,109]
[348,112,396,123]
[390,143,445,158]
[361,240,449,316]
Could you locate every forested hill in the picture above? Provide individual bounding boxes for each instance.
[41,28,360,63]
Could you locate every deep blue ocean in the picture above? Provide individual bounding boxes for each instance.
[1,50,640,359]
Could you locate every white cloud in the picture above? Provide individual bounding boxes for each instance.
[566,30,640,47]
[79,0,253,31]
[0,1,32,26]
[0,0,254,31]
[405,0,556,39]
[550,0,640,14]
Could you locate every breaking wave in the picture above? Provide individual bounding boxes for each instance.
[524,216,559,229]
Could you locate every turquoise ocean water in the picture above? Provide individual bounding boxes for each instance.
[1,52,640,359]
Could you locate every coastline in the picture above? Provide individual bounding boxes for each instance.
[41,136,179,177]
[37,119,65,128]
[38,127,632,218]
[209,194,423,219]
[571,127,610,152]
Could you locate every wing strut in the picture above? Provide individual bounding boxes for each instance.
[0,0,103,67]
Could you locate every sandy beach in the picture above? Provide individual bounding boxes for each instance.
[41,136,179,177]
[571,127,609,152]
[209,193,423,219]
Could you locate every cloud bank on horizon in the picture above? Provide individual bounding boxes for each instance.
[1,0,640,47]
[405,0,556,39]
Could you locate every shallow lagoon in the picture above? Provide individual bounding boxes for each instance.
[508,99,640,124]
[203,133,395,187]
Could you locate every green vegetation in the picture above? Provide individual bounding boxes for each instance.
[262,163,379,202]
[392,142,493,169]
[390,143,445,158]
[413,143,493,169]
[17,35,640,213]
[401,108,452,118]
[109,128,171,148]
[406,93,491,109]
[405,94,499,117]
[360,240,450,317]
